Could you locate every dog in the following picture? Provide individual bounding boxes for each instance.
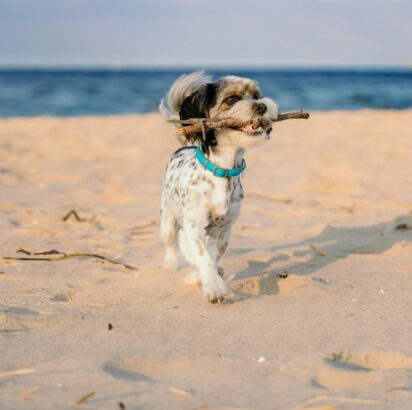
[159,71,278,303]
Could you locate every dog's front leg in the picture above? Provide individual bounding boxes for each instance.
[183,222,228,303]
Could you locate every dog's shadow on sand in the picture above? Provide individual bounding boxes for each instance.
[228,214,412,282]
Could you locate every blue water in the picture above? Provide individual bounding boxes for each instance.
[0,68,411,117]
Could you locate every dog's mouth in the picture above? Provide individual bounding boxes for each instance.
[231,117,271,135]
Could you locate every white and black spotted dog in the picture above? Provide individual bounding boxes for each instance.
[159,71,278,303]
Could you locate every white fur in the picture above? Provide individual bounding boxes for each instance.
[159,70,211,121]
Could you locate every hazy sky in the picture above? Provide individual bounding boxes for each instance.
[0,0,411,67]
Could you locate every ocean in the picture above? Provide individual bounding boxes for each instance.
[0,68,411,117]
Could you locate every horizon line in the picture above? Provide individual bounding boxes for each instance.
[0,63,411,72]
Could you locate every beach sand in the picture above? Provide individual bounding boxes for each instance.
[0,110,411,410]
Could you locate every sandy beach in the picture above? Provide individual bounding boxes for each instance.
[1,110,411,410]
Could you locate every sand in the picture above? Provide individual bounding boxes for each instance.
[0,110,411,410]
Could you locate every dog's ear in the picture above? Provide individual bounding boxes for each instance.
[179,83,217,120]
[179,83,218,151]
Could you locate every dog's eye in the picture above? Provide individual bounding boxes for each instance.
[252,92,260,100]
[224,95,241,105]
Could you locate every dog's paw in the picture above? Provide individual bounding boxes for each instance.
[184,271,201,286]
[202,274,228,304]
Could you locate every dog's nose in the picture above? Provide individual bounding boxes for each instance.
[253,102,267,115]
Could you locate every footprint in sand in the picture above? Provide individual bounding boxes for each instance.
[314,350,412,390]
[103,359,154,382]
[103,355,252,388]
[50,293,73,302]
[229,272,311,297]
[103,356,206,382]
[314,366,382,390]
[325,350,412,370]
[0,305,39,316]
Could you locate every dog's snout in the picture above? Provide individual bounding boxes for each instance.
[253,102,267,115]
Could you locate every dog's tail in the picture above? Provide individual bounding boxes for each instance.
[159,70,212,121]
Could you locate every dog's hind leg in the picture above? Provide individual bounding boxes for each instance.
[160,197,179,271]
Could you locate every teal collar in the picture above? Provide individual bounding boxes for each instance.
[196,146,246,178]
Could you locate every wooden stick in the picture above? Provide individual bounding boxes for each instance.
[170,111,309,137]
[277,111,310,121]
[170,117,231,125]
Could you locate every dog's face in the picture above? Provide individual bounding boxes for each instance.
[179,75,278,151]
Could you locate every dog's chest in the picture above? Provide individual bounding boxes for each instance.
[206,177,243,232]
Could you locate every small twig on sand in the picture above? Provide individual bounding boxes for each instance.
[169,110,309,137]
[169,386,192,398]
[62,210,87,222]
[0,368,36,378]
[76,391,96,406]
[3,249,137,271]
[309,244,327,257]
[17,248,32,255]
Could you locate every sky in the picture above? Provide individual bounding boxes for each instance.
[0,0,411,67]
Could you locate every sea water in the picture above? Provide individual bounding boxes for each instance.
[0,68,411,117]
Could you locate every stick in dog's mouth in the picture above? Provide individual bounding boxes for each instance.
[232,117,272,134]
[171,111,309,138]
[234,118,261,132]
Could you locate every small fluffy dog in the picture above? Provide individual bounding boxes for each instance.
[159,71,278,303]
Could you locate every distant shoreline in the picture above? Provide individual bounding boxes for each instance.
[1,69,411,117]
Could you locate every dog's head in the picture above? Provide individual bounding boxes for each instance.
[160,71,278,153]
